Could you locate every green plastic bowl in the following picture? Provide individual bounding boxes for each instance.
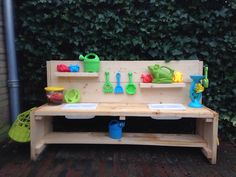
[64,89,81,103]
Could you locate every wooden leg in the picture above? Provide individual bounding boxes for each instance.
[196,117,218,164]
[30,111,52,160]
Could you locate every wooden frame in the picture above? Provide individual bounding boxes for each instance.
[31,60,218,164]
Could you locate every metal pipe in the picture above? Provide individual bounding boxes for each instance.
[3,0,20,123]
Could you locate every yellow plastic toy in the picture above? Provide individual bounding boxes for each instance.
[195,83,204,93]
[173,71,183,82]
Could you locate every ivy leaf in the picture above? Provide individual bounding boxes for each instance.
[163,44,170,54]
[172,49,183,56]
[148,49,158,57]
[200,51,209,56]
[209,41,217,47]
[215,8,228,17]
[188,54,198,60]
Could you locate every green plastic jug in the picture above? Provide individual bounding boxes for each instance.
[79,53,100,72]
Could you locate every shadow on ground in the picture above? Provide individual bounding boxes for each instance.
[0,139,235,177]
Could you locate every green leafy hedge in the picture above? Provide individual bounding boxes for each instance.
[15,0,236,141]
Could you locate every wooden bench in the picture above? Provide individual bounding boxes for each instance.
[31,60,219,164]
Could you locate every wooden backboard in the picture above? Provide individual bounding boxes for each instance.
[47,60,203,104]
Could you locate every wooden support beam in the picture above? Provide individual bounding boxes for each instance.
[201,147,212,159]
[119,116,126,120]
[205,118,213,123]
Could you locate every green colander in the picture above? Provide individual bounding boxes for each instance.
[64,89,81,103]
[8,107,36,143]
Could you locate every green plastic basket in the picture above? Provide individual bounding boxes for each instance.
[8,108,36,143]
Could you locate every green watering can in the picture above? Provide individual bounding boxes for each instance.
[148,64,174,83]
[79,53,100,72]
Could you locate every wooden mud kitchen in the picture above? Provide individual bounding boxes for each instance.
[31,60,219,164]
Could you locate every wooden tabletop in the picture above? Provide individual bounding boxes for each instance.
[33,103,218,119]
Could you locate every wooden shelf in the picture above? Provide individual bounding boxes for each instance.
[55,72,99,77]
[140,83,186,88]
[41,132,207,148]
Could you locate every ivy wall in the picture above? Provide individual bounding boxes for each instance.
[15,0,236,141]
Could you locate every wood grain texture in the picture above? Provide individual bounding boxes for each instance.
[0,87,7,95]
[140,83,186,88]
[31,60,218,164]
[30,111,52,160]
[34,103,217,119]
[196,116,219,164]
[47,60,203,104]
[0,66,6,74]
[41,132,207,148]
[55,72,99,77]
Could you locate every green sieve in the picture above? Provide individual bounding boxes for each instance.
[64,89,81,103]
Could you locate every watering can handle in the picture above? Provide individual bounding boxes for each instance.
[119,122,125,128]
[79,55,85,61]
[109,120,125,128]
[204,66,208,78]
[109,120,118,126]
[161,66,174,74]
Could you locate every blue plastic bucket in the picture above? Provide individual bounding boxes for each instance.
[108,120,125,139]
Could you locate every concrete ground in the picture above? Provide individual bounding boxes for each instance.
[0,140,235,177]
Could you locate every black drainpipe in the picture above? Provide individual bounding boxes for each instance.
[3,0,20,123]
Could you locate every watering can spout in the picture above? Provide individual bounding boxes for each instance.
[79,55,85,61]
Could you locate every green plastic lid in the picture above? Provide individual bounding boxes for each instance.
[64,89,81,103]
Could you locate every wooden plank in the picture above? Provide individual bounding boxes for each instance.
[46,61,51,86]
[0,66,6,74]
[120,116,126,120]
[196,117,218,164]
[0,94,8,101]
[0,74,7,80]
[211,117,218,164]
[30,111,52,160]
[41,132,207,148]
[0,87,7,95]
[0,26,3,34]
[0,34,5,45]
[140,83,186,88]
[201,147,212,159]
[0,47,5,54]
[35,142,46,156]
[0,81,7,88]
[49,60,202,83]
[55,72,99,78]
[0,99,8,107]
[49,81,191,104]
[0,60,6,67]
[34,103,217,119]
[0,40,4,50]
[47,60,202,104]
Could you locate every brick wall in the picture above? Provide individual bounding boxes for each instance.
[0,1,10,137]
